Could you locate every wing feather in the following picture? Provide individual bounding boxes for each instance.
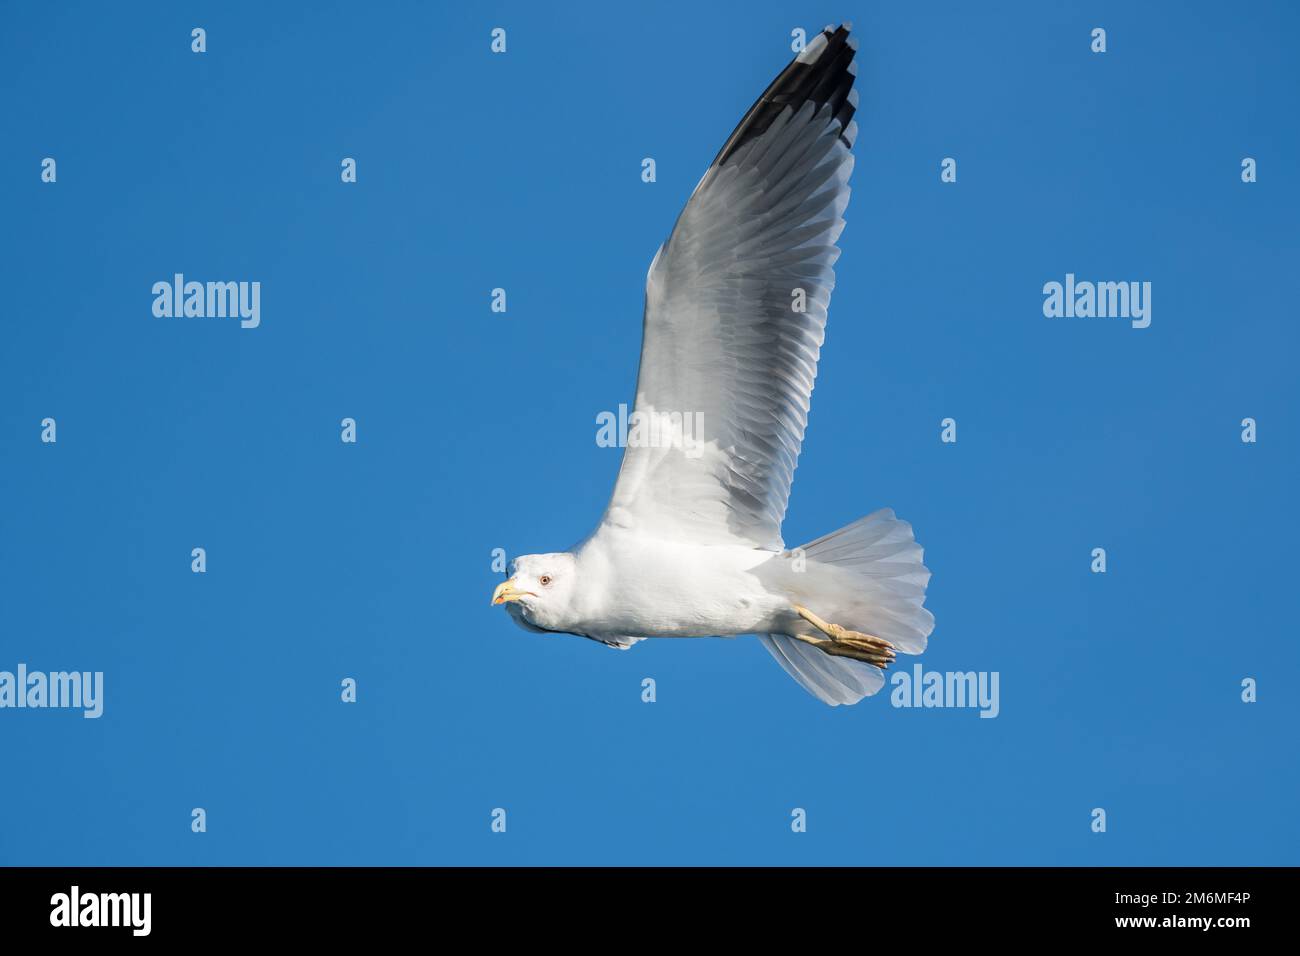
[601,25,859,550]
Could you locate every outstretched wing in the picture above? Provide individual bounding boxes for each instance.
[601,24,859,551]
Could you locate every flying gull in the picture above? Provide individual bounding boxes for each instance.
[492,23,934,705]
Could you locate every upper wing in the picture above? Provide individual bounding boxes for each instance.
[600,24,859,551]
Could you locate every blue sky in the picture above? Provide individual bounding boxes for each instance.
[1,0,1296,865]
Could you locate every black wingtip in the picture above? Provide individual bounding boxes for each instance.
[711,23,858,168]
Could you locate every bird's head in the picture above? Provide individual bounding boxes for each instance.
[491,552,578,633]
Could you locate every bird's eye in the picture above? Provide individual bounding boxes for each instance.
[539,575,552,586]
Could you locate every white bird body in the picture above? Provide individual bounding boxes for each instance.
[492,24,936,705]
[567,533,790,640]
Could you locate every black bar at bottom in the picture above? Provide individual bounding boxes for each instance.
[0,866,1279,940]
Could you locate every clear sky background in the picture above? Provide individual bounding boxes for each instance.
[1,1,1296,865]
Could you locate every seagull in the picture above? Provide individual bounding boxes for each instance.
[492,23,934,705]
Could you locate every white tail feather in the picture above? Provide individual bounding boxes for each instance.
[762,508,934,706]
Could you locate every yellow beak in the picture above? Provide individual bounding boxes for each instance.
[491,578,535,606]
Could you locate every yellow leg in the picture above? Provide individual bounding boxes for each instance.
[791,605,896,670]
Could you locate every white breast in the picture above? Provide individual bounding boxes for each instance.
[571,529,788,639]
